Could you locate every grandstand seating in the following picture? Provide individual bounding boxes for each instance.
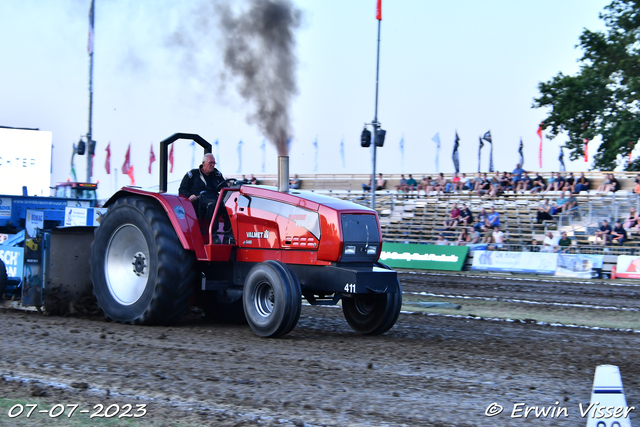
[229,171,640,254]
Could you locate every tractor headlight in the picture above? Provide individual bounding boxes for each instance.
[366,245,378,255]
[344,245,356,255]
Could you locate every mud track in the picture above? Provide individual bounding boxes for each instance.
[0,272,638,427]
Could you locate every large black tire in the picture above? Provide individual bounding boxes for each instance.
[91,196,196,325]
[202,289,247,324]
[342,282,402,335]
[242,260,301,338]
[0,259,7,297]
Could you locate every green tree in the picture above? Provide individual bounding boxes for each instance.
[533,0,640,171]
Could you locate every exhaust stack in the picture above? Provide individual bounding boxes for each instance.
[278,156,289,193]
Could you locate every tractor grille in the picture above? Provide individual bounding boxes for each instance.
[340,214,380,262]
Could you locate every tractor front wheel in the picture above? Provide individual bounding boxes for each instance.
[342,284,402,335]
[91,196,195,325]
[243,261,301,338]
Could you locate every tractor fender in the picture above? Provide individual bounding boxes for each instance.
[104,189,207,260]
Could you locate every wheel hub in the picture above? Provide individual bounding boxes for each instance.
[132,252,146,276]
[254,282,274,318]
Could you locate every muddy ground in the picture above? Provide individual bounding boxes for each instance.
[1,271,638,427]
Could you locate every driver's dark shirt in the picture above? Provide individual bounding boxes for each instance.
[178,166,226,199]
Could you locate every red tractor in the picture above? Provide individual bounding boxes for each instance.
[90,134,401,337]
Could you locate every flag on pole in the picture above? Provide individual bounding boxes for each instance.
[452,132,460,173]
[237,140,243,173]
[537,123,543,168]
[169,143,174,173]
[399,135,405,173]
[558,146,565,172]
[261,139,266,173]
[88,0,95,55]
[313,137,318,172]
[519,138,524,167]
[376,0,381,20]
[478,136,484,172]
[122,144,135,185]
[149,143,156,174]
[340,138,345,168]
[432,132,441,172]
[105,142,111,174]
[214,139,219,165]
[584,139,589,162]
[482,130,493,172]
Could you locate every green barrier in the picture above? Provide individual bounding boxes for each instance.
[380,243,469,271]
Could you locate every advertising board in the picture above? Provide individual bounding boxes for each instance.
[0,128,53,196]
[614,255,640,279]
[380,243,468,271]
[471,250,559,274]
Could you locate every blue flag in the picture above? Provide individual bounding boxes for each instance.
[237,140,243,173]
[399,135,405,173]
[432,133,441,172]
[260,139,266,173]
[452,132,460,173]
[214,139,219,165]
[190,140,195,169]
[340,138,345,168]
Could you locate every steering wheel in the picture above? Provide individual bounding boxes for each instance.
[216,178,240,192]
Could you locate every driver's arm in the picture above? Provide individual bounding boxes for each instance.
[179,172,198,201]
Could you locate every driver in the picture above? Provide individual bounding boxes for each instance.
[179,153,231,232]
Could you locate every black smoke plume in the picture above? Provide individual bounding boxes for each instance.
[216,0,302,156]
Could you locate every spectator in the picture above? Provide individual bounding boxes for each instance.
[515,171,533,193]
[362,173,386,192]
[609,174,620,192]
[289,174,301,189]
[395,174,407,193]
[563,192,578,212]
[557,231,572,252]
[530,238,541,252]
[565,172,576,193]
[485,206,500,229]
[426,176,439,194]
[574,172,590,193]
[435,173,448,194]
[459,204,474,226]
[597,174,613,193]
[512,163,525,185]
[435,234,448,245]
[443,203,461,229]
[417,176,430,196]
[490,171,501,190]
[469,227,481,244]
[239,174,250,184]
[475,173,492,196]
[472,173,484,192]
[250,174,260,185]
[492,226,505,247]
[457,227,471,245]
[530,173,546,194]
[611,221,627,245]
[536,200,554,224]
[544,172,557,192]
[460,173,473,191]
[553,173,566,192]
[542,231,559,252]
[634,175,640,194]
[624,207,639,235]
[594,220,612,245]
[445,172,461,193]
[474,208,487,231]
[406,174,418,196]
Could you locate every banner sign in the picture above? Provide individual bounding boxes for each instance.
[380,243,469,271]
[555,254,604,278]
[472,250,558,274]
[0,246,24,278]
[64,207,107,227]
[614,255,640,279]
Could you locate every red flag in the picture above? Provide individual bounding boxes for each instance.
[169,143,174,173]
[105,143,111,174]
[376,0,381,20]
[122,144,135,185]
[149,143,156,174]
[584,139,589,162]
[536,123,543,168]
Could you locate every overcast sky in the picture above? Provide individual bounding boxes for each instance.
[0,0,611,198]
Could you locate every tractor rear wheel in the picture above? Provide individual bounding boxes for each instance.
[243,260,301,338]
[0,259,7,297]
[91,196,195,325]
[342,283,402,335]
